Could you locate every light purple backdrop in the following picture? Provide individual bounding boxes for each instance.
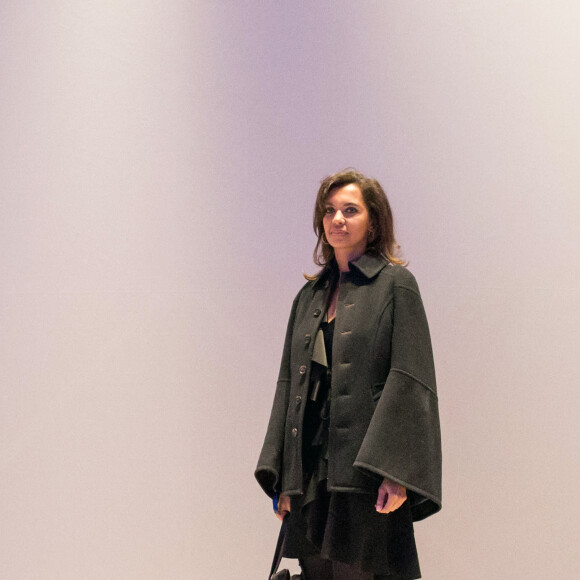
[1,2,579,578]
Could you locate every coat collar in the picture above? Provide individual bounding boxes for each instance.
[347,252,389,279]
[314,253,389,288]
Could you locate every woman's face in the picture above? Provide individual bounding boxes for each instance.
[322,183,371,259]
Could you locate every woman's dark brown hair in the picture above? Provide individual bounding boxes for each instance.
[308,168,405,278]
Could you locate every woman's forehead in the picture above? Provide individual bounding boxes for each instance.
[326,183,364,205]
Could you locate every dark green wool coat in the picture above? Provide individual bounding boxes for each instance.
[255,253,442,521]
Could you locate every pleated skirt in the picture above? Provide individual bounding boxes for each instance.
[283,480,421,579]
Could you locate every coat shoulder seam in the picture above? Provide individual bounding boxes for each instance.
[390,367,437,397]
[394,283,421,299]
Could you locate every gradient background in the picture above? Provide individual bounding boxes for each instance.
[1,2,579,578]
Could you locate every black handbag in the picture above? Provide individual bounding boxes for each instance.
[268,515,303,580]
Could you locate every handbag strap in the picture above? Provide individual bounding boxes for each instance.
[268,515,288,579]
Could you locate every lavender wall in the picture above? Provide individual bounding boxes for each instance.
[1,2,579,578]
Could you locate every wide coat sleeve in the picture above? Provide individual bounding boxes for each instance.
[254,290,300,498]
[353,268,442,521]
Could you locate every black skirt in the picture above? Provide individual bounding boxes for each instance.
[283,481,421,579]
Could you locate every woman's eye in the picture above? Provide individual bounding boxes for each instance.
[345,207,358,214]
[325,207,335,214]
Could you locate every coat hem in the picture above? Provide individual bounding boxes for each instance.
[254,465,279,498]
[353,460,442,516]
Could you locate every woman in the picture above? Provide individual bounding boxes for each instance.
[256,169,441,579]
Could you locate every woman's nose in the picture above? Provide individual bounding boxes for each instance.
[333,210,345,223]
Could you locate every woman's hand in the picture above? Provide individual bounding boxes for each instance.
[375,477,407,514]
[276,494,291,521]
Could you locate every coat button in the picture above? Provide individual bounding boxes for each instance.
[299,365,307,375]
[291,428,298,437]
[304,334,311,346]
[296,395,302,404]
[313,309,321,318]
